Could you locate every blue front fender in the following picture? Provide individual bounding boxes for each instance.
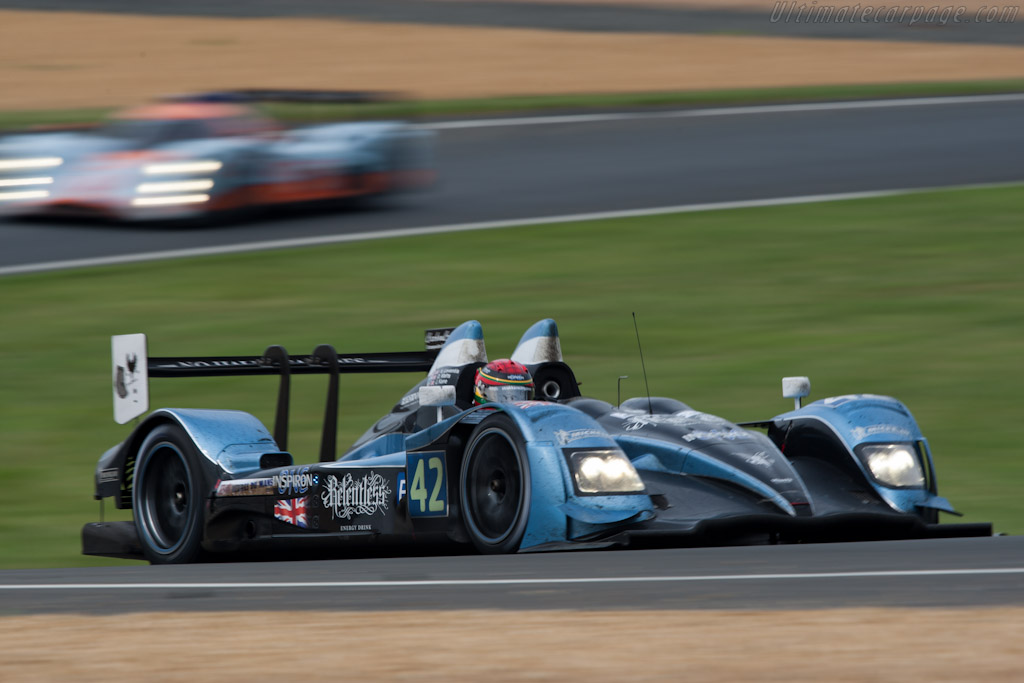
[493,401,655,549]
[774,394,954,515]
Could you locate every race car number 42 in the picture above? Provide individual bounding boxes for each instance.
[407,452,448,517]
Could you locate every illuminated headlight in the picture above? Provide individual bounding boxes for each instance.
[855,443,925,488]
[143,160,222,175]
[566,448,645,494]
[0,157,62,170]
[131,194,210,207]
[0,177,53,187]
[0,189,49,201]
[136,179,214,194]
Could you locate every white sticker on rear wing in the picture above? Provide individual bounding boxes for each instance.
[112,333,148,424]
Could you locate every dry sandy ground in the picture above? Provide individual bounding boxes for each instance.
[1,608,1022,681]
[2,9,1024,111]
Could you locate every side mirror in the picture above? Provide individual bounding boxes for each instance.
[418,385,457,422]
[782,376,811,410]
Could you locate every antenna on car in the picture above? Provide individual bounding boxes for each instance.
[632,312,653,415]
[617,375,628,407]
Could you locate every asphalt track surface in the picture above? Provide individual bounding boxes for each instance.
[1,0,1021,44]
[2,95,1024,272]
[0,537,1021,615]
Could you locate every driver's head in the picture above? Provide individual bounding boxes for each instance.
[473,359,534,405]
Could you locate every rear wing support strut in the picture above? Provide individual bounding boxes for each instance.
[313,344,340,463]
[262,345,291,451]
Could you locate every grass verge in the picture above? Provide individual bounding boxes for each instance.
[1,79,1023,130]
[0,184,1021,568]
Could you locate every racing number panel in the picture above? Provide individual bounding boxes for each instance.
[404,451,449,518]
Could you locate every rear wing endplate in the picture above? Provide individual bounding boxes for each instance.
[111,327,453,460]
[112,333,149,425]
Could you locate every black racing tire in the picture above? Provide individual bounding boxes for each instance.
[132,424,206,564]
[459,414,531,554]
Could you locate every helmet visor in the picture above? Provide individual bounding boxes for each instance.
[480,384,534,403]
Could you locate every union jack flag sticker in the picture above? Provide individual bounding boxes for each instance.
[274,496,309,528]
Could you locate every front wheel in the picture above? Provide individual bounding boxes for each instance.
[459,414,531,554]
[132,424,206,564]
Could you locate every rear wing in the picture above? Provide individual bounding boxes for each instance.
[111,328,453,461]
[163,89,400,105]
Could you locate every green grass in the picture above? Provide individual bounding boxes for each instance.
[2,79,1024,130]
[1,185,1022,568]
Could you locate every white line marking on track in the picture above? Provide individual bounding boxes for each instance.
[2,180,1022,277]
[2,567,1022,590]
[421,93,1024,130]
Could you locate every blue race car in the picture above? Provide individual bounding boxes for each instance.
[84,319,990,564]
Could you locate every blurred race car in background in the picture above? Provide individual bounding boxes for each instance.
[84,319,991,564]
[0,90,433,223]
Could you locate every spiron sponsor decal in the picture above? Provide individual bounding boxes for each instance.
[273,466,319,496]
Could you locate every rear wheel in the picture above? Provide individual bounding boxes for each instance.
[460,414,531,554]
[132,424,205,564]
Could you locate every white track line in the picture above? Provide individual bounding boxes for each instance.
[421,93,1024,130]
[2,567,1022,590]
[2,180,1022,278]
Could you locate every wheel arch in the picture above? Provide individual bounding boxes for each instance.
[131,422,208,564]
[450,403,652,550]
[457,412,533,553]
[110,412,184,509]
[111,408,281,508]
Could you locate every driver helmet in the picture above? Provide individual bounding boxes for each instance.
[473,359,534,405]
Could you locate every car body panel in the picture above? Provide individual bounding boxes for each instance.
[769,395,955,516]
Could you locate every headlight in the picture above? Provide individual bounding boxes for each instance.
[133,176,215,207]
[0,157,62,170]
[566,448,645,494]
[136,179,214,194]
[142,160,222,175]
[131,194,210,207]
[0,177,53,187]
[855,443,925,488]
[0,189,49,201]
